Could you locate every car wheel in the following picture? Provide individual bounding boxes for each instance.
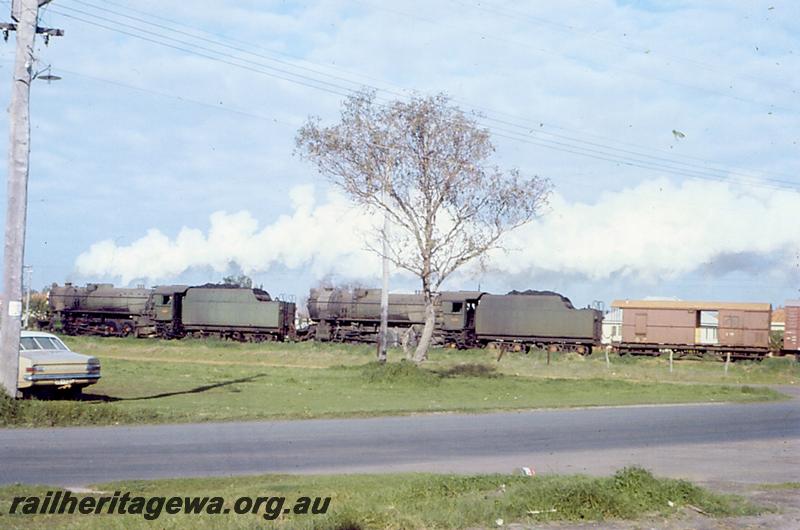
[63,386,84,399]
[29,387,55,400]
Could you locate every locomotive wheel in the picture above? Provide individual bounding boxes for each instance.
[576,345,587,355]
[103,321,118,336]
[120,323,134,337]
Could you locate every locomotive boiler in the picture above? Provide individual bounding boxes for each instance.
[307,287,427,342]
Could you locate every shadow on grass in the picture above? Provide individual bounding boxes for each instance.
[78,374,268,403]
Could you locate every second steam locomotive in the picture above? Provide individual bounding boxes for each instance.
[307,287,602,353]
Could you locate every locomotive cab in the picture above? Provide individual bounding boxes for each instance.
[439,291,484,348]
[150,285,189,339]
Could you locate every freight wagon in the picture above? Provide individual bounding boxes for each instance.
[611,299,772,360]
[781,300,800,359]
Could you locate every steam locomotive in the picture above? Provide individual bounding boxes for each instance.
[48,283,295,341]
[307,287,603,353]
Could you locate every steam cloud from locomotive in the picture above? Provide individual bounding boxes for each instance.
[74,179,800,285]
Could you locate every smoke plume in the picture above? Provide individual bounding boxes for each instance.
[75,179,800,285]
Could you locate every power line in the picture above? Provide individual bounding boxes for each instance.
[37,60,800,191]
[357,0,800,115]
[41,4,800,191]
[50,64,299,127]
[53,0,800,186]
[449,0,799,99]
[80,0,407,94]
[35,60,779,188]
[49,7,360,99]
[64,0,403,97]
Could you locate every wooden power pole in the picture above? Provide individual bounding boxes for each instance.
[0,0,61,397]
[377,208,389,363]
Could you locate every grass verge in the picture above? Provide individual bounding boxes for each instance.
[67,335,800,385]
[0,467,762,529]
[1,357,784,427]
[759,482,800,490]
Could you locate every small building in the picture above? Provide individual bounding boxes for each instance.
[771,307,785,333]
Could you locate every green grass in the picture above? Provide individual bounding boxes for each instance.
[1,346,785,427]
[66,335,800,385]
[0,468,762,529]
[759,482,800,490]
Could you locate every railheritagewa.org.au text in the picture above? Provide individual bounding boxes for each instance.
[8,490,331,521]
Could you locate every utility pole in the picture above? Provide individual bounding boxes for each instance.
[0,0,62,398]
[377,186,389,363]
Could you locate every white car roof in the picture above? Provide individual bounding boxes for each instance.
[21,330,60,339]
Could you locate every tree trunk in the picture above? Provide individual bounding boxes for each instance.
[412,293,436,363]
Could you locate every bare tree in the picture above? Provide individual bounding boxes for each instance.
[296,92,551,362]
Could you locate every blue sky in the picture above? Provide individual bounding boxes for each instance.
[0,0,798,307]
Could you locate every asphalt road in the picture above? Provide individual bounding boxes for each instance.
[2,396,798,487]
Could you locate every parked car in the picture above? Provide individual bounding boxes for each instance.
[17,331,101,398]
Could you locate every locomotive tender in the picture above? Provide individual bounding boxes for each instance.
[152,285,295,341]
[48,283,295,341]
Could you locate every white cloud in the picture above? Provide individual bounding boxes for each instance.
[488,178,799,281]
[75,179,800,288]
[74,185,380,283]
